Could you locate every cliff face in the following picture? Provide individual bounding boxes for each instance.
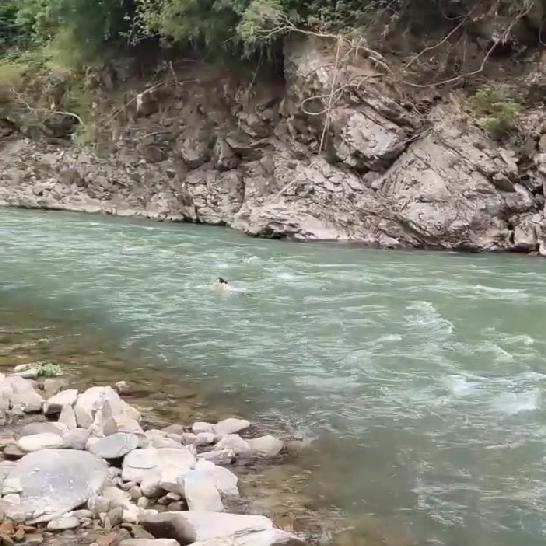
[0,36,545,254]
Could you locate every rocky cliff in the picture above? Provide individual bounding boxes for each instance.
[0,36,545,254]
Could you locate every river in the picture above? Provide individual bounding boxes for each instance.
[1,208,546,545]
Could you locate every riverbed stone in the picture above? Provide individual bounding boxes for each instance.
[0,449,108,522]
[11,389,44,413]
[3,443,26,460]
[17,433,64,451]
[182,469,224,512]
[214,435,251,455]
[148,436,182,449]
[103,414,144,436]
[143,511,273,543]
[62,428,89,449]
[108,506,124,526]
[197,449,234,465]
[46,515,80,530]
[75,386,140,430]
[189,529,305,545]
[87,432,139,459]
[43,378,67,398]
[101,486,132,510]
[59,404,78,429]
[43,389,78,415]
[192,422,215,435]
[195,460,238,497]
[20,422,67,437]
[122,448,195,492]
[119,538,180,546]
[195,432,216,446]
[88,495,110,516]
[214,418,250,437]
[247,435,284,457]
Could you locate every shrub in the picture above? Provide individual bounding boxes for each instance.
[472,86,522,139]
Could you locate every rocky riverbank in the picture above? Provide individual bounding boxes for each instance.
[1,34,545,255]
[0,364,307,546]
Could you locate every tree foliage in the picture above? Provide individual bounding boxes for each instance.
[0,0,542,59]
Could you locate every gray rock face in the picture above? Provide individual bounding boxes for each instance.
[0,36,543,255]
[0,449,108,522]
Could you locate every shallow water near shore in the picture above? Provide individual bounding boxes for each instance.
[2,208,546,545]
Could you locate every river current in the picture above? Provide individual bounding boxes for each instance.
[1,208,546,545]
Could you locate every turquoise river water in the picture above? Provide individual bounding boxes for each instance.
[1,208,546,546]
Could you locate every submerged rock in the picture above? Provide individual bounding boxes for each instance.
[247,435,284,457]
[0,449,108,522]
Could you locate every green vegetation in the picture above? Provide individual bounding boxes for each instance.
[472,86,522,139]
[0,0,539,60]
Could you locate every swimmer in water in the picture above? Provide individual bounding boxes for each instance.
[216,277,230,291]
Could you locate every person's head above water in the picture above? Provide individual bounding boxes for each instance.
[217,277,228,285]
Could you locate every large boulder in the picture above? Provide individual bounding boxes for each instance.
[0,449,108,522]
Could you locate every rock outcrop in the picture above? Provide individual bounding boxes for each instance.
[0,36,544,254]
